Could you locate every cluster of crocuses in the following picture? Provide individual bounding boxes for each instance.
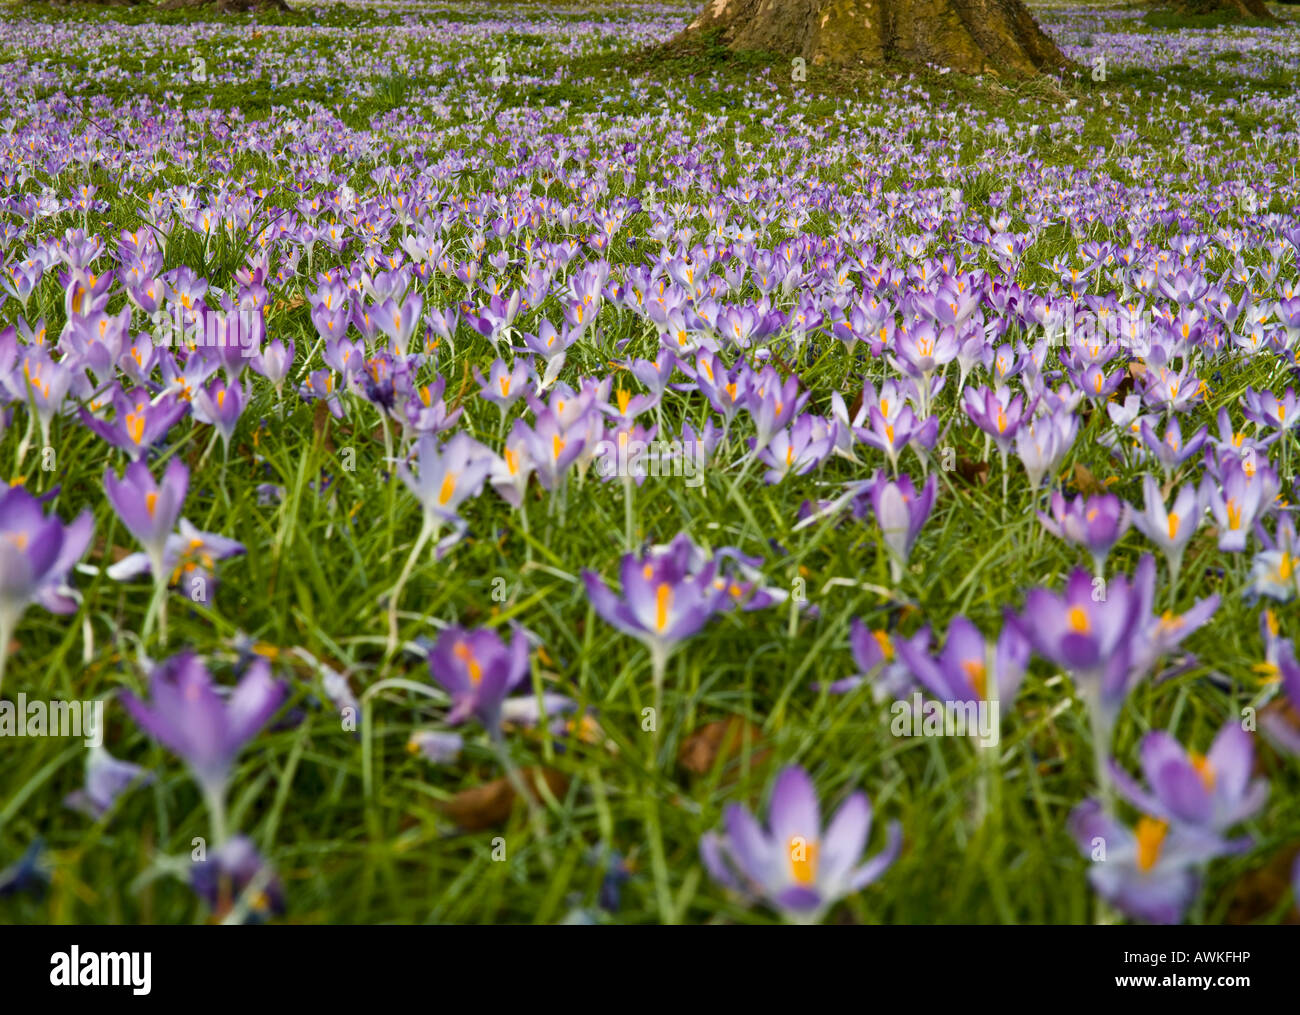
[2,0,1300,927]
[66,651,291,921]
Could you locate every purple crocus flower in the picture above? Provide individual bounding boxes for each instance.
[191,377,246,456]
[80,386,187,461]
[1201,457,1276,553]
[1037,491,1130,575]
[1131,474,1202,585]
[1011,566,1142,781]
[0,485,93,691]
[822,619,916,699]
[700,765,901,923]
[190,835,285,923]
[104,459,189,575]
[1068,798,1240,925]
[1138,417,1207,477]
[122,652,287,813]
[473,357,532,420]
[961,384,1027,454]
[1108,723,1267,836]
[859,471,936,583]
[582,533,730,689]
[894,615,1030,709]
[1261,636,1300,756]
[64,745,153,820]
[426,624,530,735]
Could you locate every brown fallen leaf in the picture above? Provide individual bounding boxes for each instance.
[1224,842,1300,925]
[1071,463,1107,496]
[312,401,336,452]
[954,456,989,487]
[437,767,568,831]
[679,718,767,777]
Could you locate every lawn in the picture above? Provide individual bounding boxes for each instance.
[1,0,1298,925]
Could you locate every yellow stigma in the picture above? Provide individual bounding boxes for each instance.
[1226,499,1242,530]
[438,472,457,506]
[962,659,988,700]
[617,388,631,415]
[655,583,672,633]
[1135,816,1168,873]
[499,376,510,398]
[1189,752,1215,791]
[453,641,482,683]
[552,434,565,461]
[126,413,145,445]
[787,836,818,886]
[1166,512,1180,541]
[146,491,158,517]
[1068,606,1091,634]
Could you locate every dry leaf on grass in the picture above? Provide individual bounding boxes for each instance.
[679,718,768,777]
[437,767,568,831]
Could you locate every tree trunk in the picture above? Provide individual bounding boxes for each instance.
[156,0,296,10]
[1163,0,1276,17]
[675,0,1068,75]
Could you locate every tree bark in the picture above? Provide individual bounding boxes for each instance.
[156,0,296,11]
[1163,0,1277,18]
[674,0,1068,75]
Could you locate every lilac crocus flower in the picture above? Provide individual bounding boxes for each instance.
[80,386,188,461]
[64,745,153,820]
[426,624,530,735]
[582,533,730,690]
[1242,385,1299,435]
[473,357,532,420]
[0,485,93,691]
[1201,457,1276,553]
[249,338,294,394]
[190,377,246,456]
[397,432,493,532]
[1038,491,1130,575]
[407,730,464,764]
[961,384,1027,454]
[859,471,936,583]
[1261,636,1300,756]
[123,652,287,839]
[755,414,835,484]
[1108,723,1267,837]
[895,615,1030,711]
[1068,798,1240,925]
[1014,409,1076,494]
[1131,474,1202,586]
[104,459,188,578]
[1138,417,1207,477]
[190,835,285,923]
[700,765,901,923]
[822,619,915,699]
[1012,566,1143,782]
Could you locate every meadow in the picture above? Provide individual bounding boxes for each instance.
[1,0,1299,925]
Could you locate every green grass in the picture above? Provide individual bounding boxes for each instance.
[0,0,1298,925]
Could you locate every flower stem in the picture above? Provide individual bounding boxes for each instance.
[623,475,635,552]
[0,610,13,697]
[204,785,229,848]
[386,514,435,658]
[490,729,553,869]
